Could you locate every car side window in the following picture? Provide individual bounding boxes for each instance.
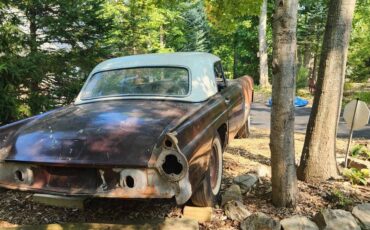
[214,61,227,91]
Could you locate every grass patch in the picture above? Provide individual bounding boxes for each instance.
[297,67,309,90]
[254,85,272,94]
[328,189,355,209]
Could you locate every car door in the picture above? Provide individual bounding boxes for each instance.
[213,62,244,141]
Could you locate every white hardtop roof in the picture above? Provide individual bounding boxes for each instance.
[75,52,221,104]
[92,52,220,72]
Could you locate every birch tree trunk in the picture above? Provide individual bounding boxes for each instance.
[259,0,269,87]
[270,0,298,207]
[297,0,357,182]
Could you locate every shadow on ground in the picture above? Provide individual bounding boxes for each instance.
[0,189,181,227]
[226,147,270,166]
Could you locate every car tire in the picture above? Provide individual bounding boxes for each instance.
[191,134,223,207]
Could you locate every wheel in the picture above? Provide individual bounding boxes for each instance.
[236,114,251,138]
[191,134,223,207]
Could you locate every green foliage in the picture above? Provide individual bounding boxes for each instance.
[344,90,370,108]
[351,144,370,160]
[203,0,264,79]
[354,91,370,104]
[343,168,369,185]
[1,0,368,127]
[297,0,327,80]
[297,67,309,90]
[209,17,260,79]
[348,0,370,82]
[0,0,113,123]
[344,82,354,91]
[329,189,354,208]
[205,0,262,33]
[178,1,210,52]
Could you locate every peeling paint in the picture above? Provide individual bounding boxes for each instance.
[0,163,190,203]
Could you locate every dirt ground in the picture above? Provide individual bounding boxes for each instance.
[0,128,369,229]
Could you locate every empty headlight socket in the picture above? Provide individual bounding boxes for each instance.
[156,133,188,182]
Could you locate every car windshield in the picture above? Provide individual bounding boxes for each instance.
[80,67,189,100]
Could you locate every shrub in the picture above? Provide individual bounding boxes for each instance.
[351,144,370,160]
[296,67,309,90]
[354,91,370,104]
[329,189,354,208]
[343,168,369,185]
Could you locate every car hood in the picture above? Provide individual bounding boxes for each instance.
[0,100,203,167]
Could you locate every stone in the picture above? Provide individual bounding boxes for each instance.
[240,212,280,230]
[352,203,370,230]
[224,200,251,222]
[221,184,242,206]
[280,215,318,230]
[183,206,212,222]
[256,165,271,178]
[313,209,360,230]
[233,173,258,191]
[348,158,370,170]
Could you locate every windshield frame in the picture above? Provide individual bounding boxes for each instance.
[78,65,192,101]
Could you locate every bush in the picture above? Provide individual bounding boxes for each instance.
[343,168,369,185]
[344,82,354,91]
[351,144,370,160]
[296,67,309,90]
[354,91,370,104]
[329,189,354,208]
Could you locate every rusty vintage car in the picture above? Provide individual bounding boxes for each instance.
[0,52,253,207]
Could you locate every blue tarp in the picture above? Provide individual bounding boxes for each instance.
[267,96,309,107]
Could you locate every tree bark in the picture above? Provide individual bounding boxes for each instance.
[270,0,298,207]
[233,33,238,79]
[27,7,37,54]
[297,0,357,182]
[303,43,313,69]
[159,25,165,49]
[26,5,42,115]
[310,30,322,81]
[310,52,318,81]
[259,0,269,87]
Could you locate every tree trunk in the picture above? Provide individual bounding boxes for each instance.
[270,0,298,207]
[303,43,313,69]
[297,0,356,182]
[310,30,322,81]
[27,5,42,115]
[310,52,318,81]
[29,11,37,54]
[259,0,269,87]
[160,25,165,49]
[233,33,238,79]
